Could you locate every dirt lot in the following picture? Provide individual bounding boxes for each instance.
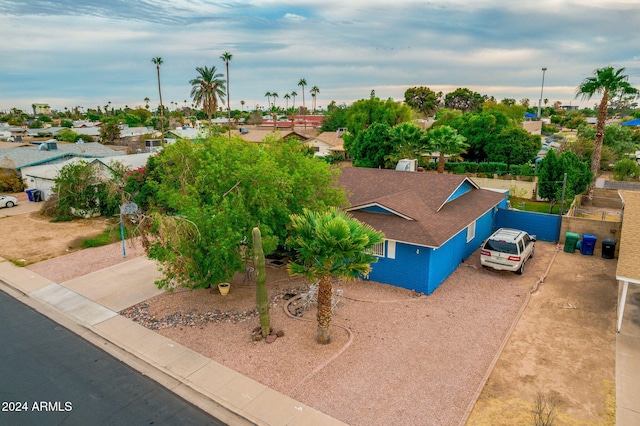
[1,203,617,425]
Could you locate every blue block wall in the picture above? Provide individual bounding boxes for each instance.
[494,208,561,242]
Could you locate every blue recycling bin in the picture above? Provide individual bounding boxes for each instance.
[25,188,36,202]
[580,234,597,256]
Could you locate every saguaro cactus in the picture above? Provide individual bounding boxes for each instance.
[252,227,270,338]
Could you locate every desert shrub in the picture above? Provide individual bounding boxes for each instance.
[0,169,25,192]
[612,158,640,181]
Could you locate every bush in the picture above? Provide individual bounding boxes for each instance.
[612,158,640,181]
[0,169,25,192]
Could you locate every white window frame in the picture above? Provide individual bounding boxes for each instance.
[466,220,476,243]
[370,241,385,257]
[386,240,396,259]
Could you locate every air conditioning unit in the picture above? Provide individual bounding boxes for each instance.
[395,159,417,172]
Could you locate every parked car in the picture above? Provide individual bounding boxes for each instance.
[0,195,19,208]
[480,228,536,274]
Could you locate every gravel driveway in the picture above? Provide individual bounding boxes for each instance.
[25,238,557,425]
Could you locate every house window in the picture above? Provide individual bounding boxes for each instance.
[370,241,385,257]
[466,220,476,243]
[387,240,396,259]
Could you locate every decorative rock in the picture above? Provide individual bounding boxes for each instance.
[265,334,277,344]
[276,330,285,337]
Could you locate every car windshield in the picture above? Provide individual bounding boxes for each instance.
[484,240,518,254]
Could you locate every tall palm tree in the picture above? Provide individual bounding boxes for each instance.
[291,91,298,109]
[151,57,165,144]
[298,78,307,129]
[310,85,320,113]
[283,93,291,111]
[240,100,245,112]
[220,51,233,139]
[264,91,272,109]
[576,66,639,197]
[426,125,469,173]
[144,97,150,110]
[287,208,384,344]
[189,65,226,126]
[271,92,279,110]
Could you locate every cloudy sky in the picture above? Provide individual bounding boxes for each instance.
[1,0,639,113]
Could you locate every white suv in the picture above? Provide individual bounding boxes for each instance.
[480,228,535,274]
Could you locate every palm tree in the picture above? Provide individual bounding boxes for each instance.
[283,93,291,111]
[240,100,245,112]
[144,97,150,110]
[264,91,272,109]
[220,51,233,139]
[426,125,469,173]
[291,91,298,109]
[287,208,384,344]
[151,57,165,144]
[271,92,279,110]
[189,65,226,126]
[298,78,307,129]
[576,67,639,197]
[310,85,320,113]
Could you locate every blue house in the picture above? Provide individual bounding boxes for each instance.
[338,167,508,295]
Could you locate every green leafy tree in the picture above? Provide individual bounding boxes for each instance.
[444,88,487,113]
[100,120,121,144]
[484,127,540,167]
[426,125,468,173]
[133,136,346,291]
[537,149,592,213]
[346,122,393,168]
[287,208,384,344]
[404,86,442,116]
[576,66,639,196]
[320,102,348,132]
[482,100,527,122]
[344,96,412,138]
[190,65,226,124]
[448,111,510,162]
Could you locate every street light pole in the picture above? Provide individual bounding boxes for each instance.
[538,67,547,119]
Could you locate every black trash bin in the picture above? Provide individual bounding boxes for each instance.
[33,190,42,202]
[602,238,617,259]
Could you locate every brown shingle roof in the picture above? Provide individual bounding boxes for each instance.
[338,167,506,247]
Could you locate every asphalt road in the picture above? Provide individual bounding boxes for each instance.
[0,289,225,426]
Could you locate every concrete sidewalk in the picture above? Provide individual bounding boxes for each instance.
[0,256,345,426]
[617,282,640,425]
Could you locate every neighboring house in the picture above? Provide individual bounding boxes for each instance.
[21,153,152,200]
[237,128,310,144]
[0,141,125,179]
[304,131,344,157]
[338,167,508,295]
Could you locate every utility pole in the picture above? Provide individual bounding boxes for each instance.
[538,67,547,119]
